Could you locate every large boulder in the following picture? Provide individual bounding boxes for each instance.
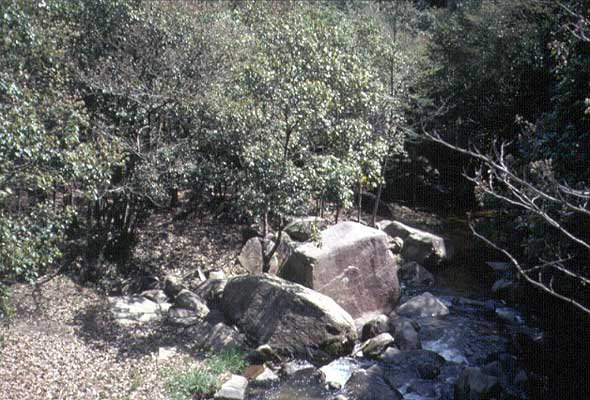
[395,292,450,318]
[378,220,453,267]
[279,221,400,318]
[221,274,357,363]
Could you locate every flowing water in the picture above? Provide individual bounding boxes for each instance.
[245,278,546,400]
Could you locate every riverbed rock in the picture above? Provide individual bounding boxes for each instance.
[284,216,328,242]
[343,366,403,400]
[359,314,390,341]
[381,349,446,389]
[214,374,248,400]
[454,367,500,400]
[221,274,357,363]
[358,332,395,359]
[396,292,450,318]
[398,261,435,287]
[390,318,422,350]
[378,220,453,267]
[279,221,400,318]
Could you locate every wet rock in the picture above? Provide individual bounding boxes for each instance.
[359,314,390,341]
[280,221,400,318]
[495,307,524,325]
[396,292,450,318]
[221,274,357,363]
[343,366,403,400]
[250,366,280,388]
[174,289,210,318]
[390,318,421,350]
[164,275,184,300]
[379,220,453,267]
[214,374,248,400]
[320,357,372,389]
[358,333,395,359]
[284,216,328,242]
[398,261,435,287]
[454,367,500,400]
[381,349,446,387]
[281,359,315,376]
[109,295,170,326]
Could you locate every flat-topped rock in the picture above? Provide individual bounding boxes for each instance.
[279,221,400,318]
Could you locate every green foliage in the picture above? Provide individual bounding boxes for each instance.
[227,3,389,222]
[165,349,245,400]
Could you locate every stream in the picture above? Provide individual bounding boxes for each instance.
[245,275,547,400]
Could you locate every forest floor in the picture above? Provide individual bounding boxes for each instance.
[0,204,453,400]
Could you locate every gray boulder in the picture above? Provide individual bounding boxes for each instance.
[359,314,390,341]
[454,367,500,400]
[390,318,422,350]
[237,236,294,275]
[164,275,184,300]
[379,220,453,267]
[193,278,227,310]
[395,292,450,318]
[279,221,400,318]
[221,274,357,363]
[343,366,403,400]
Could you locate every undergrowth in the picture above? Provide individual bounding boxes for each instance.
[165,349,246,400]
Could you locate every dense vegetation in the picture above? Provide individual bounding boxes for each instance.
[1,0,589,320]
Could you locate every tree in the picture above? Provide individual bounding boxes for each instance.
[227,3,388,269]
[418,0,590,315]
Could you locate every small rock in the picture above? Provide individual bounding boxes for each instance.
[359,333,395,359]
[167,307,201,327]
[397,261,435,287]
[454,367,500,400]
[209,270,226,280]
[174,289,210,318]
[343,367,403,400]
[247,344,282,365]
[390,318,421,350]
[396,292,449,318]
[251,366,279,387]
[214,374,248,400]
[156,346,176,361]
[359,314,390,341]
[141,289,168,303]
[164,275,184,300]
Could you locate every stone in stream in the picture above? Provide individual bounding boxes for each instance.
[358,314,390,341]
[214,374,248,400]
[358,332,395,359]
[342,365,403,400]
[395,292,450,318]
[279,221,400,318]
[390,318,422,350]
[454,367,501,400]
[221,274,357,363]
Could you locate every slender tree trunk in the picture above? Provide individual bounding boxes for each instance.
[371,159,388,228]
[357,181,362,223]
